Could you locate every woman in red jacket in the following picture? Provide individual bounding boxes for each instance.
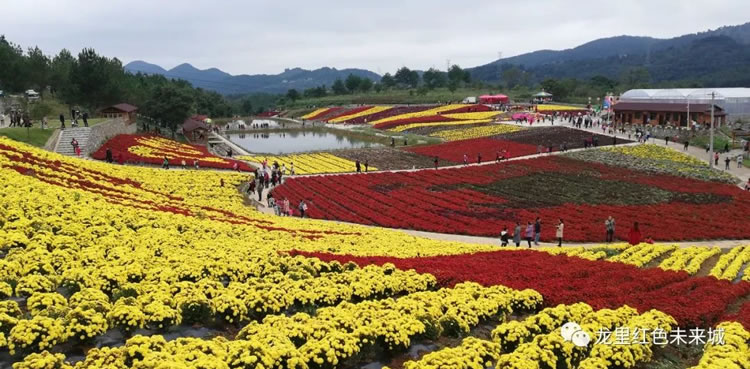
[628,222,642,245]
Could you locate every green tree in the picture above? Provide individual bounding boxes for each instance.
[394,67,419,88]
[373,83,383,93]
[0,36,27,92]
[380,73,396,89]
[448,65,470,85]
[358,78,373,93]
[345,74,361,93]
[620,67,651,88]
[69,48,125,109]
[286,88,300,101]
[49,49,75,98]
[240,98,253,115]
[147,85,194,138]
[25,47,50,91]
[331,79,347,95]
[422,68,447,90]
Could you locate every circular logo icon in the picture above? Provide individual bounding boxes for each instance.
[561,322,582,341]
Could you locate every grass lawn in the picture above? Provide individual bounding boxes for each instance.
[0,127,55,147]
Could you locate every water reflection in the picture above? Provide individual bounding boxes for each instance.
[228,129,380,154]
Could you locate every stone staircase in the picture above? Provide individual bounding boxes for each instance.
[55,127,93,156]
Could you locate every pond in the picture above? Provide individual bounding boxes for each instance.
[226,129,381,154]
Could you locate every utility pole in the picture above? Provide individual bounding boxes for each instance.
[709,92,715,168]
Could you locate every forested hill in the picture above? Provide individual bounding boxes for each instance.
[469,22,750,87]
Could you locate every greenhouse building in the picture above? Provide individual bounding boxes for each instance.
[618,88,750,122]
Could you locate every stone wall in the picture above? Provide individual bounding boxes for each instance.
[44,129,61,151]
[86,119,137,155]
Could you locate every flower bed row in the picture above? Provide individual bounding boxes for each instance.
[91,134,253,171]
[272,155,750,241]
[567,144,738,184]
[432,123,523,141]
[238,152,377,175]
[293,249,750,329]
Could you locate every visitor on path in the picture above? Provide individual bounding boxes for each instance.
[356,160,361,173]
[365,160,369,172]
[714,152,720,166]
[247,178,255,194]
[267,192,274,208]
[737,154,743,168]
[59,114,65,130]
[194,160,199,169]
[463,154,468,166]
[537,145,543,155]
[82,112,89,127]
[162,157,169,169]
[502,149,508,160]
[105,148,113,163]
[745,178,750,191]
[181,160,187,169]
[556,219,564,247]
[0,114,4,127]
[605,216,616,243]
[42,116,48,129]
[665,136,669,146]
[524,222,534,248]
[628,222,642,245]
[500,227,509,246]
[513,222,522,247]
[283,198,291,216]
[684,140,689,151]
[477,153,482,164]
[298,200,308,218]
[391,137,395,147]
[71,138,80,157]
[220,178,225,188]
[282,164,287,176]
[434,156,439,169]
[290,162,295,175]
[725,143,730,153]
[725,156,731,170]
[257,182,263,201]
[533,218,541,246]
[496,151,501,163]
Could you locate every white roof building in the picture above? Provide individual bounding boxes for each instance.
[620,88,750,120]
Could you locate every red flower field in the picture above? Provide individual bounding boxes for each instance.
[272,155,750,241]
[293,249,750,330]
[407,138,538,163]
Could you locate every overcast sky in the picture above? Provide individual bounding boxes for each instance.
[3,0,748,75]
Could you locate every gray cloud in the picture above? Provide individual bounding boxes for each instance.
[3,0,748,75]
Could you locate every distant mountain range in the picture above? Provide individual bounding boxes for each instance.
[468,22,750,86]
[125,22,750,95]
[124,61,380,95]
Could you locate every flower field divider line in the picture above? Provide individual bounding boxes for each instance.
[266,141,643,181]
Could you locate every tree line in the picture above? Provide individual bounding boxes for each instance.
[0,36,263,136]
[284,65,472,102]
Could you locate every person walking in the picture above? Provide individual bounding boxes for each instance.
[356,159,361,173]
[283,198,291,217]
[714,152,719,166]
[605,216,615,243]
[556,219,564,247]
[524,222,534,248]
[725,156,731,170]
[724,143,730,153]
[665,135,669,146]
[463,154,468,166]
[82,112,89,127]
[434,156,439,170]
[683,140,689,151]
[71,138,80,157]
[59,114,65,130]
[533,217,541,246]
[105,147,113,163]
[477,153,482,164]
[513,222,522,247]
[500,227,509,246]
[364,160,369,172]
[737,154,743,168]
[628,222,642,245]
[298,200,308,218]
